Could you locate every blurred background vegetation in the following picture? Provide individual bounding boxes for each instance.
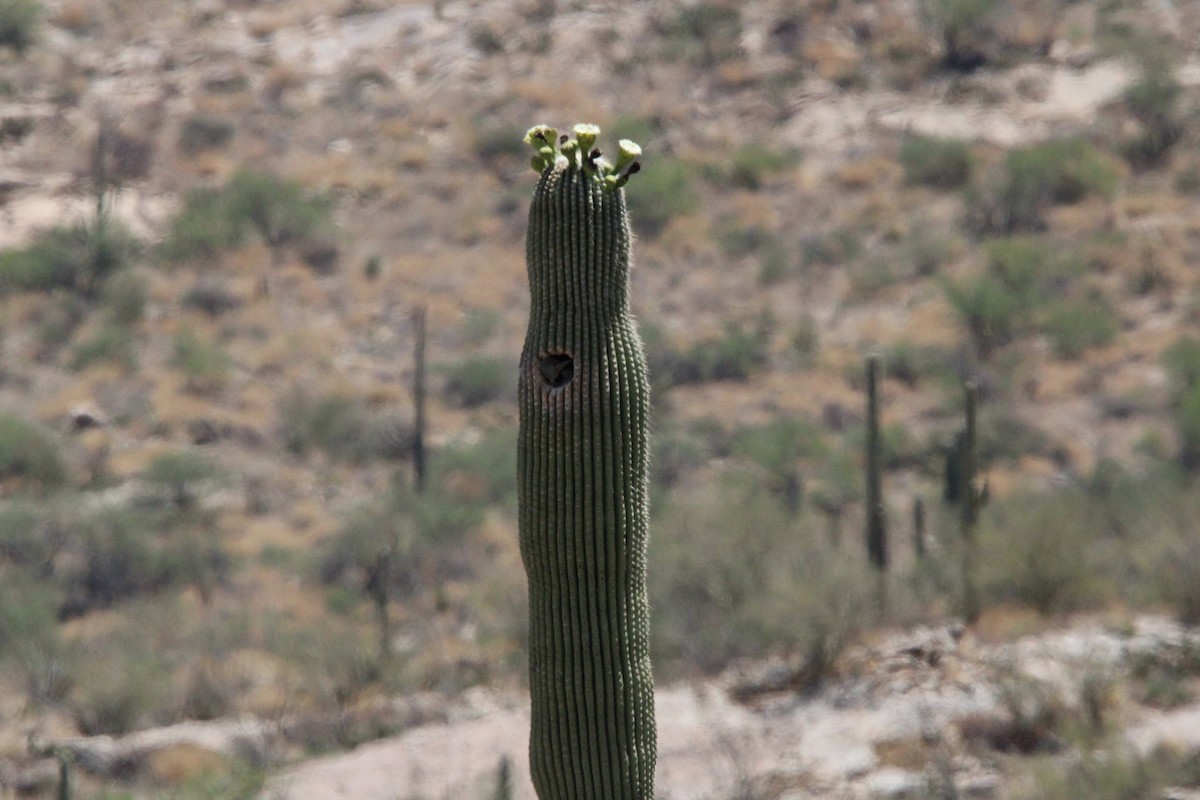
[0,0,1199,796]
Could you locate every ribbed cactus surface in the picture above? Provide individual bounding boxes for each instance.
[518,125,655,799]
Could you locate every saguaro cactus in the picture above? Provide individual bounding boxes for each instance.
[518,124,655,799]
[960,380,982,624]
[864,354,888,572]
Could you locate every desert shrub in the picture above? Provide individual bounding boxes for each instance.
[431,426,518,507]
[0,577,74,704]
[161,170,334,263]
[0,221,134,297]
[182,275,242,316]
[922,0,998,72]
[0,0,39,53]
[651,483,874,678]
[756,244,791,285]
[884,341,956,388]
[318,480,478,658]
[0,501,70,573]
[59,508,169,616]
[1175,165,1200,195]
[655,0,742,67]
[1009,750,1184,800]
[71,632,173,734]
[224,169,334,251]
[31,291,87,360]
[1121,66,1185,169]
[965,139,1117,235]
[943,272,1029,358]
[472,123,527,165]
[178,114,235,154]
[800,226,863,269]
[900,135,973,188]
[161,186,245,263]
[0,414,66,490]
[100,268,146,325]
[731,418,825,514]
[70,321,137,370]
[650,425,715,491]
[1129,641,1200,709]
[714,221,777,258]
[724,144,797,190]
[443,355,514,408]
[1163,338,1200,470]
[143,450,217,509]
[173,327,232,392]
[977,489,1108,615]
[1163,336,1200,396]
[1041,295,1119,358]
[1175,384,1200,472]
[624,157,700,237]
[278,387,373,462]
[656,319,772,387]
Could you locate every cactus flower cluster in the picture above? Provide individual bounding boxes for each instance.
[524,123,642,191]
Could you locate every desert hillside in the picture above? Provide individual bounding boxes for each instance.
[1,0,1200,797]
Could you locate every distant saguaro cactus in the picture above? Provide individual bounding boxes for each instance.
[518,124,655,799]
[865,354,887,572]
[959,380,983,624]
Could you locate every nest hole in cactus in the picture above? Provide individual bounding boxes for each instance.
[538,351,574,389]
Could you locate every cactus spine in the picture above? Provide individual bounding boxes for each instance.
[518,124,654,799]
[865,354,888,572]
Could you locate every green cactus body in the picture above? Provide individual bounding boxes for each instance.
[518,126,655,799]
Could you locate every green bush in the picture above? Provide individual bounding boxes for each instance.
[651,483,874,678]
[943,272,1029,357]
[60,509,168,617]
[278,388,373,462]
[1162,338,1200,469]
[966,139,1117,235]
[1041,295,1119,358]
[432,426,518,507]
[923,0,998,71]
[178,115,235,154]
[1176,384,1200,471]
[161,169,334,263]
[443,355,514,408]
[100,268,146,325]
[1121,67,1185,169]
[0,577,73,704]
[224,169,335,251]
[71,633,172,734]
[731,418,824,513]
[71,322,137,371]
[725,144,797,190]
[624,157,700,237]
[143,451,217,509]
[0,0,39,53]
[800,227,863,269]
[0,501,69,572]
[0,414,66,490]
[161,187,245,263]
[660,319,772,386]
[1010,750,1183,800]
[1163,336,1200,397]
[656,0,742,67]
[900,135,973,188]
[173,328,232,392]
[978,489,1107,615]
[0,221,135,297]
